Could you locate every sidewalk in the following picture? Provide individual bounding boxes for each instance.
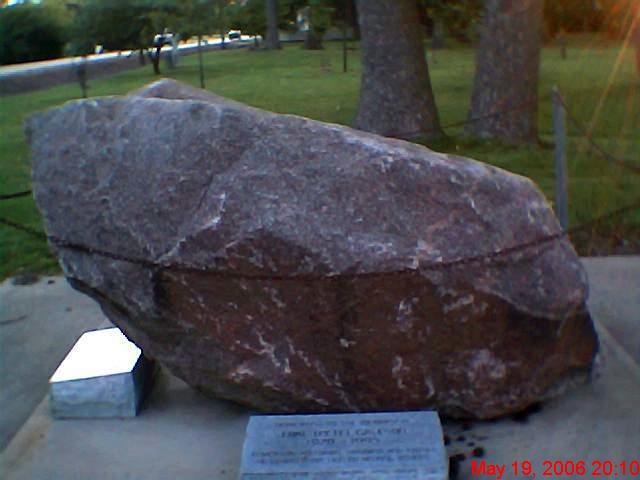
[1,257,638,479]
[0,277,106,451]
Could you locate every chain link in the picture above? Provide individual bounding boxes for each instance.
[2,199,638,281]
[558,95,640,176]
[0,190,32,200]
[2,92,637,279]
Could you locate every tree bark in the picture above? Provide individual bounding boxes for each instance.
[354,0,443,141]
[151,45,162,75]
[432,17,446,49]
[466,0,543,144]
[265,0,280,49]
[304,30,323,50]
[633,11,640,77]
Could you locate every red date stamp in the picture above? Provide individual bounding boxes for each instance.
[470,459,640,478]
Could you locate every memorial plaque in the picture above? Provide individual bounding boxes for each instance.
[239,411,448,480]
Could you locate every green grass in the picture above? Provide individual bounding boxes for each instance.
[1,38,639,279]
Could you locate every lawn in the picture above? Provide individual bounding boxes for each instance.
[1,37,639,280]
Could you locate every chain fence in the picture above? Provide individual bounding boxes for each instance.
[1,93,638,279]
[0,190,32,201]
[0,198,639,282]
[559,95,640,175]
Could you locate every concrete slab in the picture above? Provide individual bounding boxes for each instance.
[582,256,640,364]
[1,320,638,480]
[444,319,640,479]
[0,276,107,450]
[1,371,248,480]
[1,257,638,479]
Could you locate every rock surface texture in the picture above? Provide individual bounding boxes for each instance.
[27,79,598,419]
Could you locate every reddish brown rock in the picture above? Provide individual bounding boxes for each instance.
[27,79,598,419]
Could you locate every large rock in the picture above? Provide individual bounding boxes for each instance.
[26,79,598,419]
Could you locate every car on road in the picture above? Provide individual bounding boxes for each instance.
[153,32,175,47]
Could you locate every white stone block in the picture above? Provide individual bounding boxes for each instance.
[49,328,152,418]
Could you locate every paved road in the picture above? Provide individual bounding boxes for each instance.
[0,36,254,95]
[0,37,251,77]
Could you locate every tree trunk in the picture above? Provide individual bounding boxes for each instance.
[304,30,323,50]
[345,0,360,40]
[303,5,323,50]
[265,0,280,49]
[354,0,443,140]
[198,35,205,89]
[466,0,543,144]
[432,17,445,49]
[633,11,640,77]
[151,45,162,75]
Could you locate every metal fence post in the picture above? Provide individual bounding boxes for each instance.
[197,35,205,89]
[552,86,569,231]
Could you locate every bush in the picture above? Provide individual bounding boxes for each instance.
[0,3,67,65]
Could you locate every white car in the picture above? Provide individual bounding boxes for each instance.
[153,33,175,47]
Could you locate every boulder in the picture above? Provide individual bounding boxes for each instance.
[26,79,598,419]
